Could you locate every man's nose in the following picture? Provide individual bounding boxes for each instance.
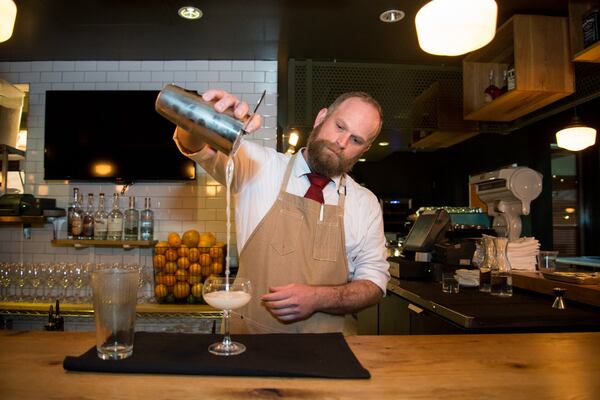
[336,133,350,149]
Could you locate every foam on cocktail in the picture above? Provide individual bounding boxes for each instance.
[204,290,251,310]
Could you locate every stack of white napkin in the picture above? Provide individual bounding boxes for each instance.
[454,269,480,287]
[508,237,540,271]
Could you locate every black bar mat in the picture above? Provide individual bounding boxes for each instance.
[63,332,370,379]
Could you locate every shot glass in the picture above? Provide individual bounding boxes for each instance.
[91,267,139,360]
[442,272,460,294]
[537,251,559,272]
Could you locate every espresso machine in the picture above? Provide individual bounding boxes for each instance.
[470,166,543,241]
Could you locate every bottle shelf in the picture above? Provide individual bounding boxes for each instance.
[51,239,158,249]
[569,1,600,63]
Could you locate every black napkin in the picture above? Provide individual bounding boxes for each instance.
[63,332,370,379]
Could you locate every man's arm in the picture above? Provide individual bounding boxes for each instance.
[260,280,383,323]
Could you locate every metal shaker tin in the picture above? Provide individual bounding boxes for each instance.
[155,84,247,155]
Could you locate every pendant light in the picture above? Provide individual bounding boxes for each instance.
[415,0,498,56]
[0,0,17,43]
[556,113,597,151]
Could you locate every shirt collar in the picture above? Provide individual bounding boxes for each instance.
[293,148,342,189]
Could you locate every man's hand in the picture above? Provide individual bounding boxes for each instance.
[202,89,262,133]
[261,284,319,323]
[260,280,383,323]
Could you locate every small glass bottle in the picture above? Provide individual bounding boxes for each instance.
[483,69,500,103]
[93,193,109,240]
[479,236,494,293]
[140,197,154,241]
[107,193,124,240]
[124,196,139,240]
[67,187,83,240]
[82,193,95,239]
[491,236,513,297]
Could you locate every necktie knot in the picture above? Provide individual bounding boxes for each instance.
[304,173,331,204]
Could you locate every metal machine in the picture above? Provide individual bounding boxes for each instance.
[470,166,543,241]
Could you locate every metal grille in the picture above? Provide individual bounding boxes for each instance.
[289,60,462,131]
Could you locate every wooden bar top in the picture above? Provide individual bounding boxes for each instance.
[0,330,599,399]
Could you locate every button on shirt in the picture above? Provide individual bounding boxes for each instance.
[174,135,390,294]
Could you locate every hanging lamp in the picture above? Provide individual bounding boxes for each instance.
[415,0,498,56]
[556,114,597,151]
[0,0,17,43]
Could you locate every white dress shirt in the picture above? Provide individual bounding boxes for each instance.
[174,135,390,294]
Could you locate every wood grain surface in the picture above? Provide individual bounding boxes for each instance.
[0,330,599,399]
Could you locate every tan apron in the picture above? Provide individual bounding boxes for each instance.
[231,153,349,334]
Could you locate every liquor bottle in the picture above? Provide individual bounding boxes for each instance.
[124,196,139,240]
[82,193,95,239]
[93,193,109,240]
[483,69,500,103]
[140,197,154,241]
[491,236,513,297]
[67,187,83,240]
[107,193,124,240]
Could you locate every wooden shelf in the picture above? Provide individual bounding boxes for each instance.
[569,1,600,63]
[463,15,575,122]
[410,80,479,149]
[0,215,46,224]
[51,239,158,249]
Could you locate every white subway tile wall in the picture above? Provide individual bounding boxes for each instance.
[0,60,278,270]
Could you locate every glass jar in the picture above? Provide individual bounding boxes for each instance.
[479,236,495,292]
[491,236,513,297]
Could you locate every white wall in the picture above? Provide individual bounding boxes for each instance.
[0,60,278,268]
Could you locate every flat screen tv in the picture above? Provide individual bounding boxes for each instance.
[44,90,196,182]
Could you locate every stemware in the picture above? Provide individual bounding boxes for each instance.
[202,276,251,356]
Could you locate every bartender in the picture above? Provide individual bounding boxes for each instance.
[173,89,390,334]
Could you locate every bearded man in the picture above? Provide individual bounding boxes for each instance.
[174,89,390,334]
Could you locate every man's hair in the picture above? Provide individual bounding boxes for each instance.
[325,92,384,137]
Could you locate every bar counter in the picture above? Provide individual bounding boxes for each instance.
[1,330,599,399]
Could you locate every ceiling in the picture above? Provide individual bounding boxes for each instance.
[0,0,570,160]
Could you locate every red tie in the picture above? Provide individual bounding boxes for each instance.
[304,173,331,204]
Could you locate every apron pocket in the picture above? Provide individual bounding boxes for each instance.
[270,209,304,256]
[313,220,340,262]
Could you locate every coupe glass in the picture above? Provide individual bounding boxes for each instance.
[202,276,251,356]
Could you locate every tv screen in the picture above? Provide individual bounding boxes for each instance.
[44,90,196,182]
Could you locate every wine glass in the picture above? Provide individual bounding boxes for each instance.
[202,276,251,356]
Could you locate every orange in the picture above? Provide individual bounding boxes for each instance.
[189,247,200,262]
[209,245,224,259]
[201,263,212,279]
[177,245,190,258]
[191,283,203,298]
[153,254,166,268]
[162,274,176,286]
[189,263,202,276]
[167,232,181,247]
[154,284,168,298]
[164,261,177,274]
[175,268,189,282]
[155,241,169,255]
[182,229,200,248]
[173,282,190,299]
[188,275,202,284]
[199,253,212,267]
[165,249,178,262]
[154,273,165,285]
[210,261,223,276]
[199,232,216,247]
[177,257,190,270]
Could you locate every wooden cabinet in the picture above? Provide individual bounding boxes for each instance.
[569,0,600,62]
[463,15,575,122]
[410,80,479,149]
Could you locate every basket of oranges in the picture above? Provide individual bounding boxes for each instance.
[153,230,226,304]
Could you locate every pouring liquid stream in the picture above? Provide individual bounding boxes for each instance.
[225,155,234,291]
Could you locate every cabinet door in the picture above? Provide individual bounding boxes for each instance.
[408,305,466,335]
[357,304,378,335]
[379,292,410,335]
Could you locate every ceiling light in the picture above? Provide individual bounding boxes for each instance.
[378,141,389,147]
[358,158,366,162]
[178,6,202,20]
[0,0,17,43]
[288,131,299,147]
[380,9,405,23]
[556,115,597,151]
[415,0,498,56]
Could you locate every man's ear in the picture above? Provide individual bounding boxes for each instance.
[313,108,328,128]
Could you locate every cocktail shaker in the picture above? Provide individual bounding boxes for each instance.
[155,84,251,155]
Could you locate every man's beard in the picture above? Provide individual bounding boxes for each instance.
[306,124,362,178]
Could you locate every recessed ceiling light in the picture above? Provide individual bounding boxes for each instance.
[378,141,390,146]
[379,9,405,23]
[358,158,367,162]
[178,6,202,20]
